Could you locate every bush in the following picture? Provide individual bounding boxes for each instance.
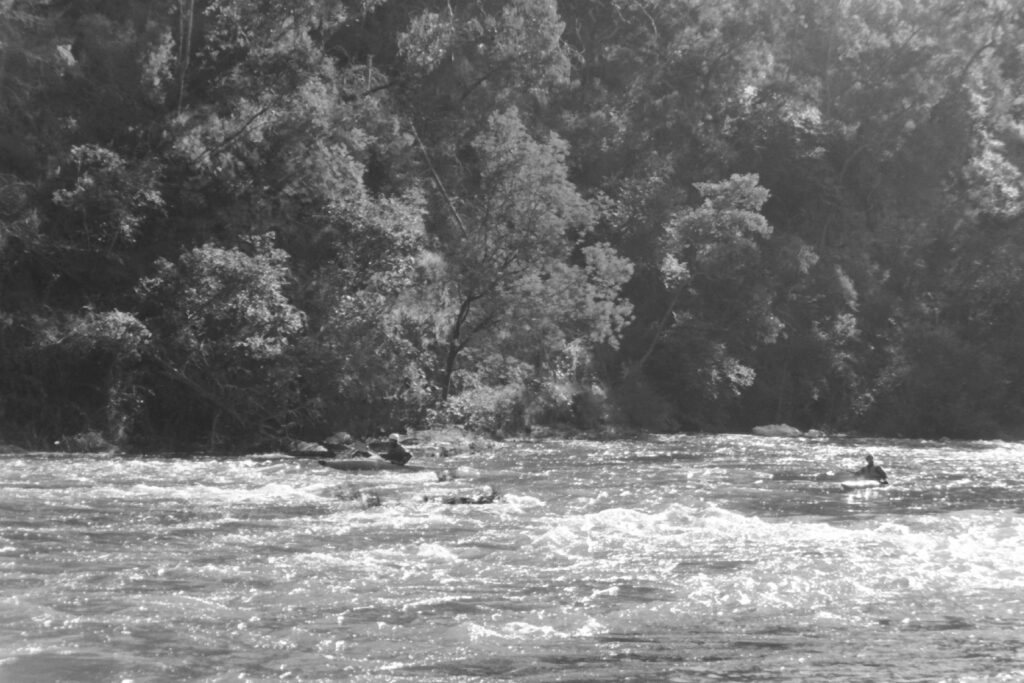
[429,384,526,436]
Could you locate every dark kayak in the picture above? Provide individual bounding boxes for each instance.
[319,458,426,473]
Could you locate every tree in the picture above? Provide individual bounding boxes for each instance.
[408,107,632,402]
[159,0,432,439]
[6,0,1024,446]
[0,0,173,444]
[633,174,780,429]
[137,235,305,445]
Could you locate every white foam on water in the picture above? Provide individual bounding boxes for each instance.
[5,437,1024,682]
[416,543,461,563]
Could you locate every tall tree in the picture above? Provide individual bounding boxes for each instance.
[404,107,632,402]
[390,1,634,418]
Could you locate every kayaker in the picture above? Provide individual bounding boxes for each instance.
[856,454,888,484]
[381,433,412,466]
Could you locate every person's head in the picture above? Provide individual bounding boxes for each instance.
[388,433,401,443]
[865,454,874,464]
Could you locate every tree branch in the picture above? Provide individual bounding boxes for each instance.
[410,121,469,238]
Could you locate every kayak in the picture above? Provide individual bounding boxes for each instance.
[319,458,426,473]
[840,479,884,492]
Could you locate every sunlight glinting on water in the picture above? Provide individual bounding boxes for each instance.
[3,437,1024,680]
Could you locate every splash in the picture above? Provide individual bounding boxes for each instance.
[2,438,1024,681]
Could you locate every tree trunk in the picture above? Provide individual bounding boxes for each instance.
[440,296,475,401]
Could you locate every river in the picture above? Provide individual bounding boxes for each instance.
[2,435,1024,682]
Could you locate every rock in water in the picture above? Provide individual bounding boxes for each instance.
[423,485,498,505]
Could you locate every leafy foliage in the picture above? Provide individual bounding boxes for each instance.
[407,107,632,400]
[4,0,1024,447]
[136,236,305,445]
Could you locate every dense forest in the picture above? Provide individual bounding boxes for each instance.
[2,0,1024,450]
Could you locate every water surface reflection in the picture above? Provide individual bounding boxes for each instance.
[2,435,1024,681]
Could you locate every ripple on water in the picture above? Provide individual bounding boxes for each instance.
[3,439,1024,681]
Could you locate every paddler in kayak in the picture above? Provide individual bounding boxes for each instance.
[855,454,888,485]
[380,433,412,466]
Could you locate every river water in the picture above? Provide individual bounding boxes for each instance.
[2,435,1024,682]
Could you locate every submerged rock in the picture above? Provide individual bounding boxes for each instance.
[336,485,383,509]
[434,468,459,482]
[405,427,489,457]
[359,491,382,509]
[422,485,498,505]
